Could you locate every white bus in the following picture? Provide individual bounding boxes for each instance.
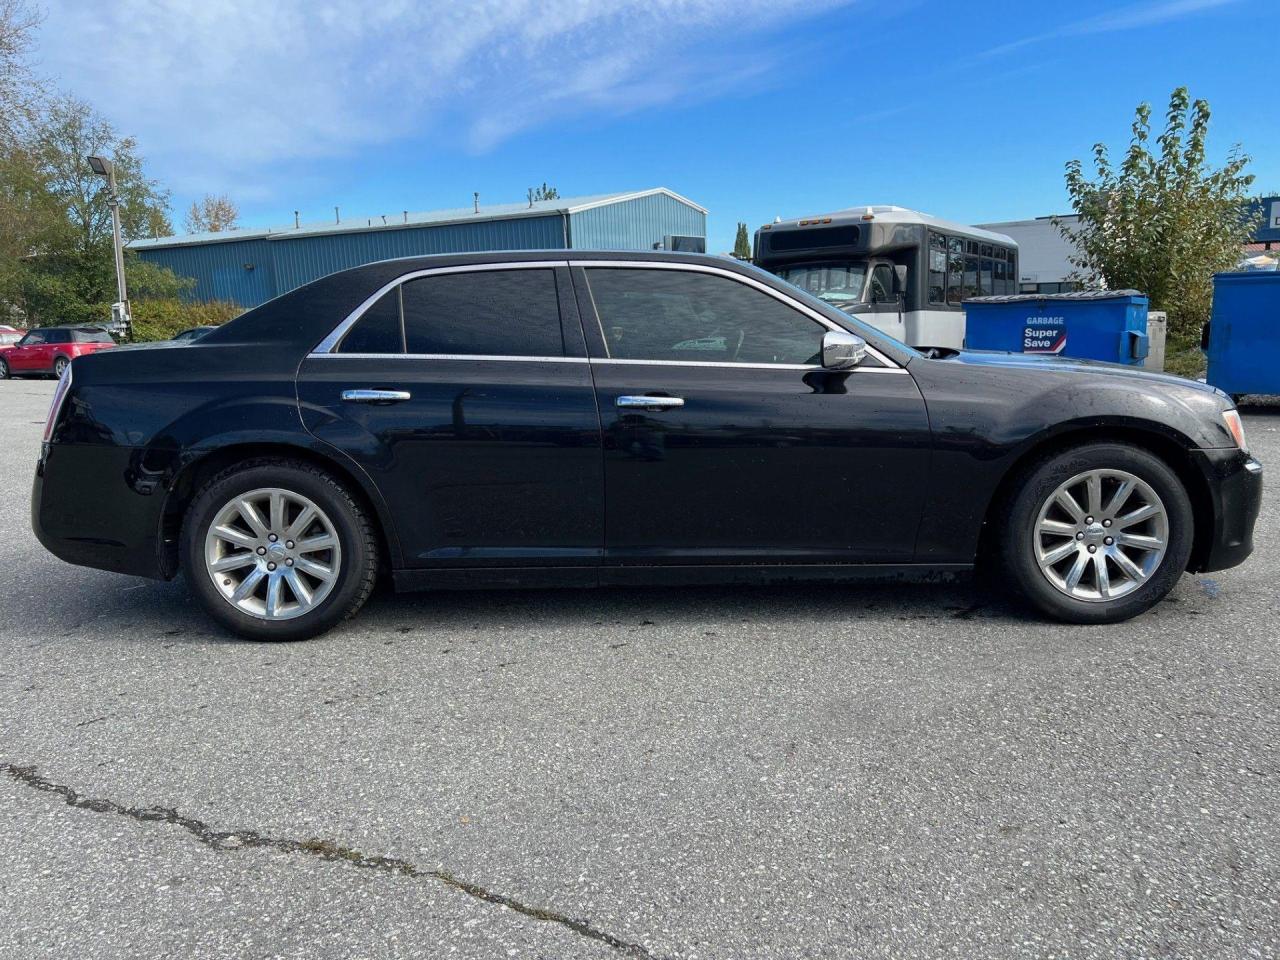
[753,205,1018,349]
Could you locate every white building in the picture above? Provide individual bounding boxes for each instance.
[976,215,1082,294]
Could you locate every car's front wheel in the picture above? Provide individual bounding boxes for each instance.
[0,358,9,379]
[1000,443,1194,623]
[181,459,379,641]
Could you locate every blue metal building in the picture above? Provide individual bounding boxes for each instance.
[131,188,708,308]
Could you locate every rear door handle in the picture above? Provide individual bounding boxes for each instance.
[341,389,412,403]
[616,395,684,410]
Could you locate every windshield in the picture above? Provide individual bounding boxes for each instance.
[775,261,868,305]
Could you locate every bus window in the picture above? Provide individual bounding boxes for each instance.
[775,262,867,305]
[928,233,947,303]
[963,254,979,299]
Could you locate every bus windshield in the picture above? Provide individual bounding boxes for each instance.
[775,262,867,305]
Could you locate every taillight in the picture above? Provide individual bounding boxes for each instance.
[43,363,73,443]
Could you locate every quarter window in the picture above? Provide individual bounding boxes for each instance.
[401,269,563,357]
[338,288,403,354]
[586,268,827,366]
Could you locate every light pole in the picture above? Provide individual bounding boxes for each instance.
[87,155,130,337]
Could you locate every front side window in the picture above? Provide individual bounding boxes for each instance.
[587,268,827,366]
[869,264,894,303]
[20,330,48,346]
[401,269,562,357]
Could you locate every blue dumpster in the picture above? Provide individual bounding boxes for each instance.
[1206,270,1280,398]
[963,290,1150,364]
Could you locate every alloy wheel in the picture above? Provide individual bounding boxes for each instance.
[203,487,342,620]
[1033,468,1169,602]
[54,357,68,378]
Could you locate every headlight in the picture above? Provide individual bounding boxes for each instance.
[1222,409,1248,453]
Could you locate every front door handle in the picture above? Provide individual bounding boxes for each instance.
[616,395,685,410]
[341,389,412,403]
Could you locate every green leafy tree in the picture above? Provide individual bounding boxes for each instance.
[1057,87,1259,353]
[0,0,41,148]
[527,182,560,204]
[733,221,751,259]
[0,96,178,326]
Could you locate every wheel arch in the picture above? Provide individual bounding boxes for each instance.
[159,441,400,579]
[976,423,1215,572]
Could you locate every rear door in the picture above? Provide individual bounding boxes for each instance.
[571,261,932,569]
[296,262,603,579]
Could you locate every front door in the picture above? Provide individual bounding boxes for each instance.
[570,262,932,567]
[297,263,603,576]
[8,330,54,372]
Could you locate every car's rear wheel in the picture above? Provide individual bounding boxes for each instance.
[1000,443,1194,623]
[53,356,69,378]
[181,459,378,641]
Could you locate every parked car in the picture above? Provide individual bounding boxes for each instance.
[32,252,1262,641]
[0,326,116,379]
[0,325,27,346]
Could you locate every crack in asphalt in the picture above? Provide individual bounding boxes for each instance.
[2,763,658,959]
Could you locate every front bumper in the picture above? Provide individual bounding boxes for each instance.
[32,443,173,580]
[1190,446,1263,573]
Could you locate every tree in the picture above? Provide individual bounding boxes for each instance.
[733,222,751,259]
[184,193,239,233]
[0,96,176,325]
[0,0,40,147]
[1057,87,1259,351]
[527,182,559,204]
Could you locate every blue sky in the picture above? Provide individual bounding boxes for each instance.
[39,0,1278,253]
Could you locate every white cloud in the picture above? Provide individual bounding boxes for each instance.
[37,0,849,193]
[976,0,1243,60]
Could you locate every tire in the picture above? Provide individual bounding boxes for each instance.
[999,443,1194,624]
[181,458,379,641]
[0,358,8,379]
[53,356,69,379]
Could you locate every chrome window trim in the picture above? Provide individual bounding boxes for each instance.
[590,358,903,373]
[302,353,904,373]
[311,260,569,355]
[307,352,588,363]
[570,258,906,372]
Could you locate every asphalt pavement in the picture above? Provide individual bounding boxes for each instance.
[1,377,1277,959]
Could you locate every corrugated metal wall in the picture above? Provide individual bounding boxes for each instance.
[569,193,706,250]
[270,215,565,294]
[135,237,278,306]
[135,194,707,308]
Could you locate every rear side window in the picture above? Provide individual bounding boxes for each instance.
[401,269,563,357]
[45,330,70,344]
[73,329,113,343]
[338,288,403,354]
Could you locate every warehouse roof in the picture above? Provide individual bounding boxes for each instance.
[129,187,707,251]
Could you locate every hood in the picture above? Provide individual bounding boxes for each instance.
[930,348,1223,397]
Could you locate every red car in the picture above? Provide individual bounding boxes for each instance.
[0,326,117,379]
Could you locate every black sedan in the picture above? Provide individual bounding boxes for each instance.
[32,252,1262,641]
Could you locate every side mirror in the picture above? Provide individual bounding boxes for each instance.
[822,330,867,370]
[893,264,908,293]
